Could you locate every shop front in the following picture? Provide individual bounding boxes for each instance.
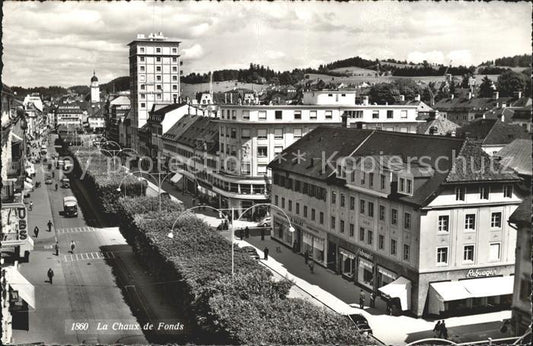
[302,231,325,265]
[357,255,374,290]
[340,248,356,279]
[428,275,514,316]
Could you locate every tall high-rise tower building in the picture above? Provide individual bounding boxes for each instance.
[128,32,181,151]
[90,71,100,103]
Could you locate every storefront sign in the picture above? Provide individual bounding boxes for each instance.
[357,248,373,260]
[466,268,498,278]
[290,216,305,227]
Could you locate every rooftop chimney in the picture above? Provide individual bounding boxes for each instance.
[493,91,499,100]
[400,95,405,101]
[415,94,421,101]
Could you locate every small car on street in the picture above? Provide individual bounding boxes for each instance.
[242,246,260,260]
[45,176,54,185]
[346,314,372,334]
[257,216,272,227]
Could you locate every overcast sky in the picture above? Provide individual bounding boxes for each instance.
[2,1,531,88]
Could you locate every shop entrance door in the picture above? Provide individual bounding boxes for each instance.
[327,241,337,272]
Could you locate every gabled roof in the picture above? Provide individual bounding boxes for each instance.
[495,139,532,176]
[434,96,513,112]
[444,140,519,184]
[456,118,529,145]
[269,127,475,207]
[163,114,219,154]
[417,117,459,135]
[150,102,188,116]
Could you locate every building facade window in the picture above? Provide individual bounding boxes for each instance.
[257,129,267,139]
[367,230,373,245]
[380,174,386,189]
[331,216,336,230]
[503,185,513,198]
[294,128,302,139]
[480,186,489,200]
[491,212,502,228]
[438,215,449,232]
[456,187,465,201]
[390,239,397,255]
[349,224,355,237]
[310,110,317,120]
[274,128,283,139]
[295,202,300,215]
[311,208,316,221]
[368,202,374,217]
[340,220,345,233]
[257,146,268,157]
[275,110,282,120]
[391,209,398,225]
[437,247,448,265]
[463,245,474,262]
[350,196,355,210]
[258,111,267,120]
[331,191,337,204]
[340,194,345,207]
[379,205,385,221]
[489,243,501,261]
[294,110,302,120]
[378,235,384,249]
[325,110,332,119]
[465,214,476,231]
[359,227,365,241]
[319,212,324,224]
[404,212,411,229]
[303,206,308,218]
[403,244,410,261]
[360,200,365,214]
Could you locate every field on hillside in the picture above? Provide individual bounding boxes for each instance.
[330,66,376,76]
[303,73,500,86]
[181,81,269,98]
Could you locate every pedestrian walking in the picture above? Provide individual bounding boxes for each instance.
[260,227,265,240]
[433,320,442,337]
[308,260,314,273]
[370,292,376,308]
[34,226,39,238]
[55,183,58,191]
[47,268,54,284]
[29,201,33,211]
[54,241,59,256]
[263,247,269,260]
[70,240,76,253]
[304,250,309,264]
[359,290,365,309]
[244,226,250,238]
[47,220,53,232]
[440,321,448,339]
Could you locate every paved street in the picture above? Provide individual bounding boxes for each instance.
[12,135,197,344]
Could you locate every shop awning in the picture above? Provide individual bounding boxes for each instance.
[340,249,356,260]
[170,172,183,183]
[5,267,36,308]
[430,281,472,302]
[378,276,411,311]
[461,276,514,298]
[24,181,33,191]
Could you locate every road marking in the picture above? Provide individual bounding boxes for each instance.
[57,227,96,234]
[62,251,116,263]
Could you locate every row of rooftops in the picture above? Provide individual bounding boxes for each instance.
[268,127,521,208]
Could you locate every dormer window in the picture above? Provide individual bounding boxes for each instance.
[398,175,414,195]
[455,186,465,201]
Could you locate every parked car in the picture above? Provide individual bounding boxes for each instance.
[242,246,260,260]
[257,216,272,227]
[61,177,70,188]
[346,314,372,334]
[45,176,54,185]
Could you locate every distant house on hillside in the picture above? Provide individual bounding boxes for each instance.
[417,112,459,136]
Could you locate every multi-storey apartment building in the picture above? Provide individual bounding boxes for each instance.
[105,93,131,146]
[269,127,524,317]
[128,32,181,152]
[55,101,85,129]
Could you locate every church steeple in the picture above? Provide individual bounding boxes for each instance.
[90,70,100,103]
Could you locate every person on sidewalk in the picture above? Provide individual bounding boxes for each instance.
[304,250,309,264]
[47,220,53,232]
[244,226,250,238]
[29,201,33,211]
[370,291,376,308]
[54,241,59,256]
[55,183,58,191]
[263,247,269,260]
[440,321,448,339]
[433,320,442,337]
[359,290,365,309]
[47,268,54,284]
[34,226,39,238]
[70,240,76,253]
[308,260,314,273]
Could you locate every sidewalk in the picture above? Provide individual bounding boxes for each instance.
[14,162,72,344]
[238,235,511,345]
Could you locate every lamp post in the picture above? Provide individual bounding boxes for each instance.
[166,203,295,276]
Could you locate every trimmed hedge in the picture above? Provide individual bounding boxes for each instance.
[116,198,368,345]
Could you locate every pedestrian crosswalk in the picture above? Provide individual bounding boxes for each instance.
[62,251,116,263]
[57,227,96,234]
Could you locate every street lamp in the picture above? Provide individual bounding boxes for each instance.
[167,205,233,273]
[116,170,173,212]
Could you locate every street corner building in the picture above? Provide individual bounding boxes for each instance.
[268,126,526,317]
